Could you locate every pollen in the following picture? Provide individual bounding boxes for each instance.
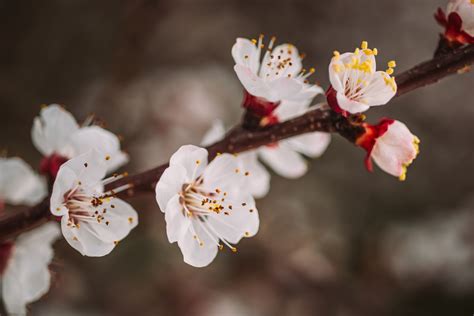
[195,160,200,165]
[128,217,134,223]
[218,244,224,250]
[388,60,396,68]
[244,232,250,237]
[244,172,250,176]
[105,155,110,161]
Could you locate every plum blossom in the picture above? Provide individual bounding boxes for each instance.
[232,35,323,114]
[356,118,420,181]
[1,223,60,316]
[155,145,259,267]
[201,121,270,198]
[436,0,474,44]
[50,150,138,257]
[0,157,59,315]
[32,104,128,178]
[326,41,397,115]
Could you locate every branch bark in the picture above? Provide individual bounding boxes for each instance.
[0,44,473,242]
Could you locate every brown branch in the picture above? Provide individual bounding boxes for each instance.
[0,44,473,243]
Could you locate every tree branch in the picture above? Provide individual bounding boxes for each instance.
[0,44,473,243]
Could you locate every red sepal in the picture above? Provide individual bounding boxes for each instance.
[242,90,280,117]
[355,118,395,172]
[326,86,349,117]
[435,8,474,44]
[40,153,68,180]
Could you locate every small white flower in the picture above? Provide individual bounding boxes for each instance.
[201,121,270,198]
[327,41,397,115]
[436,0,474,43]
[32,104,128,176]
[447,0,474,36]
[50,150,138,257]
[0,157,47,207]
[155,145,259,267]
[232,35,323,103]
[1,223,60,316]
[357,119,420,181]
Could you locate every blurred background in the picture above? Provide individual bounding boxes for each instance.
[1,0,474,315]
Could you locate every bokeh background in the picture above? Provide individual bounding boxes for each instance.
[1,0,474,315]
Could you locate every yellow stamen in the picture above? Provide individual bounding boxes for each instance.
[361,41,368,50]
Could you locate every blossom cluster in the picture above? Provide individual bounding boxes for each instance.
[0,30,424,314]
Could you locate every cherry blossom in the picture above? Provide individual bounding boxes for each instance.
[435,0,474,44]
[356,118,420,181]
[326,41,397,115]
[155,145,259,267]
[50,150,138,257]
[232,35,323,114]
[32,104,128,178]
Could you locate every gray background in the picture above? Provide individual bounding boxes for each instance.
[1,0,474,315]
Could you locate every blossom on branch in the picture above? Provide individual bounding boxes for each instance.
[356,119,420,181]
[232,35,323,115]
[0,158,59,315]
[326,41,397,115]
[155,145,259,267]
[435,0,474,44]
[50,150,138,257]
[1,223,60,316]
[32,104,128,178]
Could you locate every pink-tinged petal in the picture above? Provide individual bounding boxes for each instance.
[177,220,218,268]
[155,164,188,212]
[0,157,47,206]
[201,120,226,147]
[259,145,308,179]
[164,195,190,243]
[287,132,331,158]
[2,223,60,315]
[67,126,129,173]
[169,145,208,181]
[336,92,370,114]
[371,121,420,180]
[234,64,268,100]
[31,104,79,156]
[231,38,260,74]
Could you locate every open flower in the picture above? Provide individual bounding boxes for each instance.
[155,145,259,267]
[1,223,60,316]
[32,104,128,178]
[201,121,270,198]
[435,0,474,44]
[356,118,420,181]
[232,35,323,114]
[326,41,397,115]
[0,157,47,207]
[50,150,138,257]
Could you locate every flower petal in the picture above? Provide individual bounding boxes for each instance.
[238,151,270,199]
[177,220,218,268]
[155,164,188,212]
[200,154,244,193]
[233,64,268,100]
[169,145,208,181]
[164,194,190,243]
[259,145,308,179]
[67,126,129,173]
[231,38,260,74]
[336,91,370,114]
[0,157,47,206]
[31,104,79,156]
[201,120,226,147]
[287,132,331,158]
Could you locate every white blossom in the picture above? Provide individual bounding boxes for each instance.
[50,150,138,257]
[155,145,259,267]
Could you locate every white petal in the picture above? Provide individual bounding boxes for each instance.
[287,132,331,158]
[50,166,76,216]
[267,77,303,101]
[31,104,79,156]
[233,64,269,100]
[58,149,107,187]
[0,157,47,206]
[273,99,310,121]
[200,154,244,193]
[260,43,302,79]
[3,223,60,315]
[231,38,260,74]
[201,120,226,147]
[361,72,397,106]
[206,191,259,244]
[66,126,129,173]
[155,164,188,212]
[336,92,370,114]
[164,195,190,243]
[238,151,270,199]
[177,220,218,268]
[169,145,208,181]
[259,145,308,179]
